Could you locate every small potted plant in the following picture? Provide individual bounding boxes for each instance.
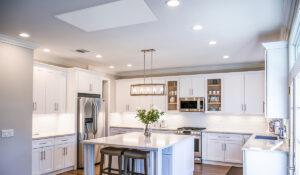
[136,108,164,137]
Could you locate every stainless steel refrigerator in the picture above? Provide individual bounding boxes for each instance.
[77,93,105,168]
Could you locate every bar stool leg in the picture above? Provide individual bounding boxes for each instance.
[108,155,112,173]
[144,158,148,175]
[118,155,122,175]
[132,158,135,174]
[100,153,104,175]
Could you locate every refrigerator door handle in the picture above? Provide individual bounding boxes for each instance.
[92,102,98,136]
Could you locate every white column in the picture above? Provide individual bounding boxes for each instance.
[84,144,95,175]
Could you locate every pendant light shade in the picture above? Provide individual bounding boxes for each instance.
[130,49,165,96]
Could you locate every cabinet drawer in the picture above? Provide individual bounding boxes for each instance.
[207,133,243,141]
[33,138,54,149]
[162,147,173,155]
[55,135,76,145]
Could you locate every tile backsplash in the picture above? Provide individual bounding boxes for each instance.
[32,113,75,135]
[109,112,268,132]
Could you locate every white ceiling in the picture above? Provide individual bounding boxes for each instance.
[0,0,284,74]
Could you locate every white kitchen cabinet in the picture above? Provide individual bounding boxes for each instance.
[224,73,244,114]
[224,140,243,163]
[179,77,204,98]
[263,41,288,119]
[202,132,246,164]
[32,148,42,175]
[54,143,75,170]
[54,144,65,170]
[162,154,172,175]
[206,140,225,162]
[64,143,75,167]
[244,71,265,114]
[223,71,264,115]
[33,67,46,114]
[78,71,102,95]
[41,146,54,174]
[45,69,66,113]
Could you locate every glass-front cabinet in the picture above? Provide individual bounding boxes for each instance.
[167,80,178,111]
[206,77,223,112]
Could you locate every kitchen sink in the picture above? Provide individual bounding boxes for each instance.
[255,135,278,140]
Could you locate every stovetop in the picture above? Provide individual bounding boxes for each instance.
[176,127,206,135]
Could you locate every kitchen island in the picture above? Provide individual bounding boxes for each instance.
[83,132,194,175]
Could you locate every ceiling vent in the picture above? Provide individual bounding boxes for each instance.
[75,49,90,53]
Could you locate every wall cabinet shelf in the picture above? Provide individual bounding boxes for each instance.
[206,78,222,112]
[167,81,178,111]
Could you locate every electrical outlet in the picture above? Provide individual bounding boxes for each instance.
[1,129,14,138]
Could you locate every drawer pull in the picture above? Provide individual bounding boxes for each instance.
[39,142,47,145]
[61,139,68,141]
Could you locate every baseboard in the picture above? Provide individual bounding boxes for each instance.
[47,166,75,175]
[202,160,243,167]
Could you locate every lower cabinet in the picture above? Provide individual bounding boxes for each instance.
[32,135,76,175]
[202,132,250,164]
[32,146,54,175]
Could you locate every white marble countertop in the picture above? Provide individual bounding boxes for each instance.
[32,132,76,140]
[242,133,289,153]
[110,125,177,131]
[202,129,257,135]
[84,132,194,150]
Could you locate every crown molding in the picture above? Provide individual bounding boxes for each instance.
[262,41,288,49]
[116,61,265,79]
[0,33,39,50]
[280,0,299,40]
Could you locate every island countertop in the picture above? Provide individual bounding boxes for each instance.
[83,132,194,150]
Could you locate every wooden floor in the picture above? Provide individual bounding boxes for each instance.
[59,164,232,175]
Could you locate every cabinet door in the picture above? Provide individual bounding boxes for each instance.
[45,70,57,113]
[78,71,91,93]
[90,75,102,95]
[32,148,42,175]
[224,141,243,163]
[162,154,172,175]
[224,73,244,114]
[41,146,54,174]
[206,140,224,162]
[244,71,264,114]
[192,77,205,97]
[54,145,65,171]
[65,143,76,168]
[116,80,128,112]
[179,78,192,97]
[33,67,46,114]
[56,71,66,113]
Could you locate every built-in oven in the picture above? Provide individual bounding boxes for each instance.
[179,97,204,112]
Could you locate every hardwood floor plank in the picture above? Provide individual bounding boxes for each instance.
[59,164,231,175]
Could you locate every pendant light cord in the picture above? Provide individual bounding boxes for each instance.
[151,50,153,84]
[144,50,146,84]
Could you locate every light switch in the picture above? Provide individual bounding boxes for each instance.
[1,129,14,138]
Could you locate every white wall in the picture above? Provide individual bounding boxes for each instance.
[0,41,33,175]
[109,112,268,132]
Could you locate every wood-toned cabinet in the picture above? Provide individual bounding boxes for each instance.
[33,65,66,114]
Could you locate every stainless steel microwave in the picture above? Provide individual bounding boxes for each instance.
[179,97,205,112]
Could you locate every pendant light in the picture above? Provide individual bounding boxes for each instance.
[130,49,165,96]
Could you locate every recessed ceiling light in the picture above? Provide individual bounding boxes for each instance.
[43,48,50,53]
[166,0,180,7]
[209,41,217,45]
[19,33,30,38]
[109,65,115,69]
[127,64,132,67]
[223,55,230,59]
[96,54,102,58]
[193,25,202,31]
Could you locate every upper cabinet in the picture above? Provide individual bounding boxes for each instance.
[77,71,102,95]
[33,65,67,114]
[179,77,205,98]
[263,41,288,119]
[223,71,264,115]
[205,75,224,113]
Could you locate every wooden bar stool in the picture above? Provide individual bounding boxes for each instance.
[99,147,126,175]
[124,149,149,175]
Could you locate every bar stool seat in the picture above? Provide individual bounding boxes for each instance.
[124,149,149,175]
[100,147,127,175]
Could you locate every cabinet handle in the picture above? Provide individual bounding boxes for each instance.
[241,104,244,111]
[244,104,247,111]
[35,102,37,111]
[43,151,46,160]
[54,103,57,111]
[66,147,68,155]
[224,144,226,151]
[263,101,265,113]
[63,147,66,155]
[41,151,43,160]
[57,103,59,111]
